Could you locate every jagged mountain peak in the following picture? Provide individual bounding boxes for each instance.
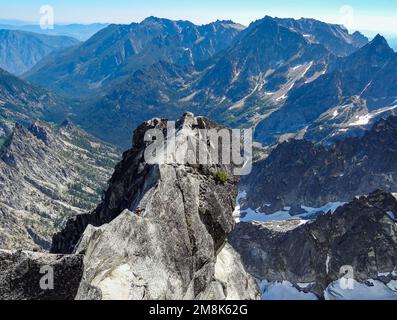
[6,120,51,144]
[141,16,194,29]
[214,19,240,25]
[270,16,368,56]
[142,15,167,23]
[372,33,389,45]
[53,112,241,254]
[351,33,394,61]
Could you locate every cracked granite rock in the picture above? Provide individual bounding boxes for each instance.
[0,249,83,300]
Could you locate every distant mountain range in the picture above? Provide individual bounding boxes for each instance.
[4,15,396,150]
[0,15,395,151]
[0,29,78,75]
[23,16,375,147]
[387,38,397,51]
[0,21,107,41]
[25,17,244,97]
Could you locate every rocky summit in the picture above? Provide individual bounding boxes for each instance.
[229,190,397,299]
[0,113,259,300]
[54,113,258,300]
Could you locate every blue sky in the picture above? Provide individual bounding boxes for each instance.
[1,0,397,36]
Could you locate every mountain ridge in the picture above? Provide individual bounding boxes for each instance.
[254,34,397,145]
[0,29,79,75]
[25,17,244,97]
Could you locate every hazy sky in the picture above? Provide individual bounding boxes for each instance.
[0,0,396,36]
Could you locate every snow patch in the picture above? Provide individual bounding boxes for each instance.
[386,211,397,222]
[232,191,247,223]
[179,91,199,102]
[348,104,397,127]
[324,279,397,300]
[239,200,345,223]
[259,280,318,300]
[301,61,313,77]
[194,36,205,45]
[326,254,331,274]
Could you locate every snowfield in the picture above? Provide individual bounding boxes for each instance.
[234,190,345,223]
[259,278,397,300]
[324,279,397,300]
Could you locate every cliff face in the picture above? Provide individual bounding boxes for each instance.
[49,113,259,300]
[74,210,258,300]
[229,191,397,299]
[242,116,397,213]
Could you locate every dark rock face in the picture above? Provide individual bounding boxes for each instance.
[20,16,373,149]
[243,116,397,211]
[229,191,397,298]
[0,250,83,300]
